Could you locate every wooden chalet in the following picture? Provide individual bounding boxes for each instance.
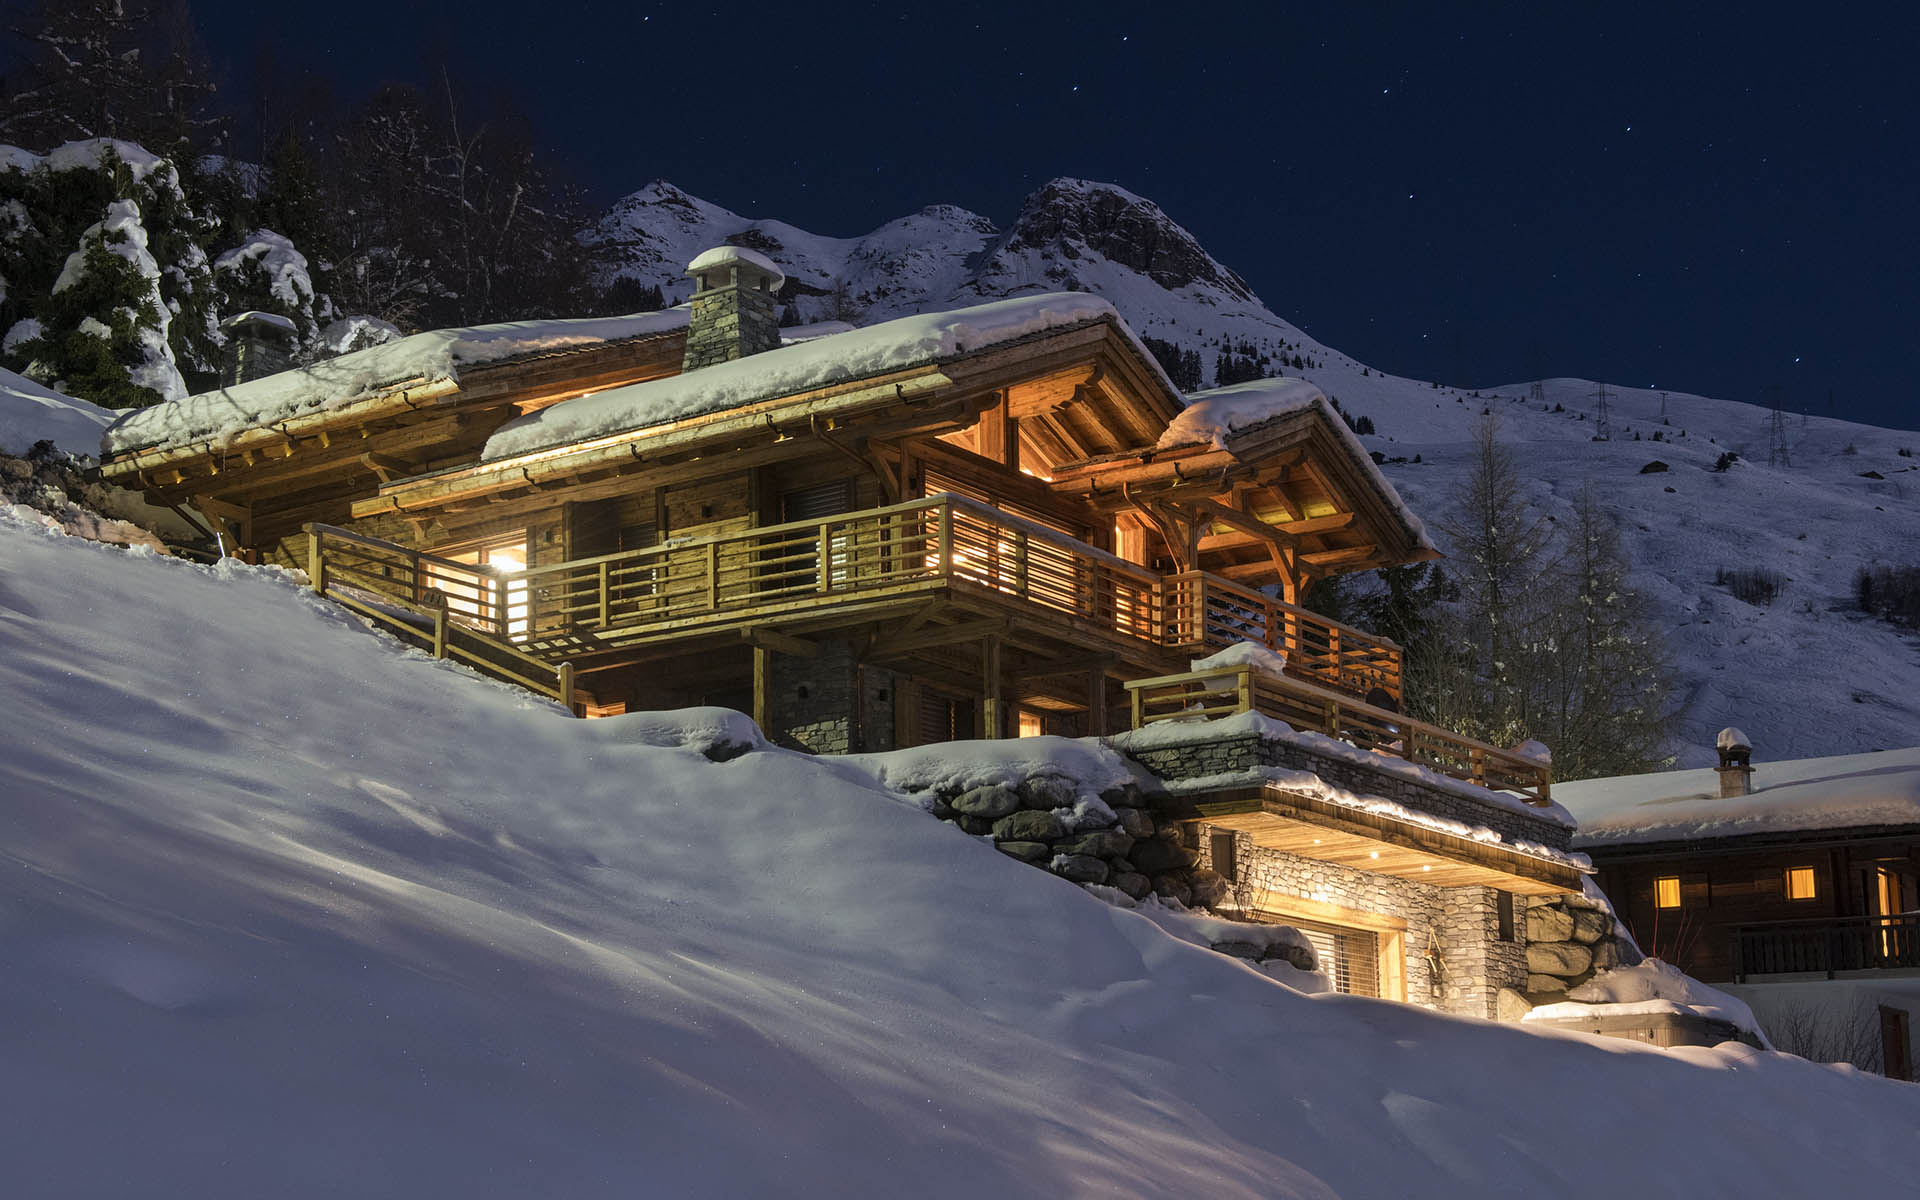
[99,244,1463,757]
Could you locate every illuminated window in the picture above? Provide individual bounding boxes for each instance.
[1016,711,1045,738]
[1785,866,1818,901]
[1655,877,1682,909]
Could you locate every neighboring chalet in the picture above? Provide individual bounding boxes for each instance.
[1556,739,1920,1078]
[98,244,1589,1018]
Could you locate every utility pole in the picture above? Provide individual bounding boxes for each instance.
[1768,384,1791,466]
[1660,391,1669,420]
[1590,383,1613,441]
[1528,339,1546,407]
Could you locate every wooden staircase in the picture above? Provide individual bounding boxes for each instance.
[305,524,575,708]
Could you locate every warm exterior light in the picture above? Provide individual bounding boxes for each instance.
[1369,851,1380,859]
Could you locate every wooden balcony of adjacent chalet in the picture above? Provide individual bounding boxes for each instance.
[303,490,1407,711]
[1124,665,1554,806]
[1732,913,1920,982]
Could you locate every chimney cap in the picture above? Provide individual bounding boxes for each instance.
[1716,727,1751,753]
[221,310,299,342]
[686,244,786,292]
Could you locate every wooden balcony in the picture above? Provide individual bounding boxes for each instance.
[304,493,1408,712]
[1732,914,1920,981]
[1123,665,1553,804]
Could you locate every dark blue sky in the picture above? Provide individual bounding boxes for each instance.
[198,1,1918,429]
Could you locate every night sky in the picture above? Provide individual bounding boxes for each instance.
[194,1,1919,430]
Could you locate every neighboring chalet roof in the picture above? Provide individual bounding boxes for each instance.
[101,310,693,457]
[481,294,1141,461]
[1557,747,1920,850]
[0,366,113,456]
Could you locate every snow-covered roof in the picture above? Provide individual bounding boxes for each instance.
[102,309,691,456]
[1156,377,1330,452]
[1155,377,1436,554]
[481,293,1124,462]
[1557,747,1920,848]
[687,244,786,290]
[0,367,115,456]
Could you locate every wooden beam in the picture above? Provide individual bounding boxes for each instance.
[1301,544,1383,572]
[982,633,1002,740]
[741,627,819,658]
[1277,510,1358,536]
[358,452,416,484]
[752,644,771,733]
[870,616,1012,659]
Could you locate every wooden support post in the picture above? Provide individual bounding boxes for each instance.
[1324,697,1340,737]
[981,634,1002,740]
[307,527,325,594]
[558,662,576,712]
[1088,668,1108,737]
[597,561,610,627]
[706,541,720,609]
[937,502,954,576]
[432,607,448,659]
[1130,685,1144,730]
[752,644,771,734]
[1236,667,1253,715]
[1470,747,1487,788]
[1013,531,1029,597]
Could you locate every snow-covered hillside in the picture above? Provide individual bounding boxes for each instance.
[4,514,1919,1197]
[590,178,1920,766]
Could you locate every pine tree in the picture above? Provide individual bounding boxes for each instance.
[1,0,221,153]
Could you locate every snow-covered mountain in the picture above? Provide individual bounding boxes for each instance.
[590,178,1920,768]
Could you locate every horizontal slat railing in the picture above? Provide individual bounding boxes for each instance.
[1163,571,1403,702]
[1733,914,1920,981]
[305,524,573,705]
[1123,665,1552,804]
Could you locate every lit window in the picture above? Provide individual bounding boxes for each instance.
[1017,712,1045,738]
[1655,877,1682,909]
[1786,866,1818,901]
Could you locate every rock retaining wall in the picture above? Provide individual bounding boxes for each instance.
[1497,892,1644,1020]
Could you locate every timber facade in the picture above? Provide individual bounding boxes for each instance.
[100,245,1582,1015]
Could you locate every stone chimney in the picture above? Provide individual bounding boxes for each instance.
[681,245,785,372]
[1716,727,1754,798]
[220,311,298,386]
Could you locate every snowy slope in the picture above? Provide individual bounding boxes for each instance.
[589,178,1920,767]
[0,367,114,455]
[4,515,1919,1198]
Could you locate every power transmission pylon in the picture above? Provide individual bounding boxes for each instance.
[1590,383,1613,441]
[1768,384,1791,466]
[1528,340,1546,406]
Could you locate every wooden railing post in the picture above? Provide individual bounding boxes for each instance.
[818,522,833,592]
[937,501,954,577]
[706,541,720,609]
[306,526,325,594]
[432,606,448,659]
[558,661,575,711]
[1236,667,1253,714]
[1470,746,1487,788]
[1014,530,1029,597]
[1130,685,1144,730]
[1323,697,1340,736]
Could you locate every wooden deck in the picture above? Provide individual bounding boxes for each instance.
[308,493,1402,697]
[1123,664,1553,804]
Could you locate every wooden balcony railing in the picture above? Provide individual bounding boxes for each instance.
[1122,665,1553,804]
[1732,914,1920,981]
[1164,571,1403,702]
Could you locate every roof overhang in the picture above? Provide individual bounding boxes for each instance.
[1178,782,1586,896]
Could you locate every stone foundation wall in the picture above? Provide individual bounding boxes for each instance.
[1438,887,1529,1019]
[1196,831,1453,1010]
[1124,732,1571,850]
[1497,893,1644,1020]
[768,640,897,755]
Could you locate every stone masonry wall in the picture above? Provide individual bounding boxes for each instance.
[1197,830,1449,1010]
[1125,733,1571,851]
[1439,887,1530,1019]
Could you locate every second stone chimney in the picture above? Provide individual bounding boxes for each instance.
[1716,727,1754,798]
[681,245,785,372]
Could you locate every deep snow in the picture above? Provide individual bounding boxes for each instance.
[3,513,1917,1198]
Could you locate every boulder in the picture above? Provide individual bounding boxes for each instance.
[956,816,994,836]
[995,840,1051,864]
[1589,939,1625,971]
[1026,776,1078,809]
[1052,854,1110,884]
[1526,941,1593,978]
[1496,987,1534,1023]
[1525,974,1570,995]
[1113,807,1155,839]
[1526,905,1576,943]
[1130,838,1198,874]
[1151,876,1193,906]
[1569,908,1613,944]
[992,810,1066,842]
[950,784,1020,820]
[1187,868,1230,908]
[1061,829,1134,860]
[1212,940,1264,960]
[1110,870,1152,900]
